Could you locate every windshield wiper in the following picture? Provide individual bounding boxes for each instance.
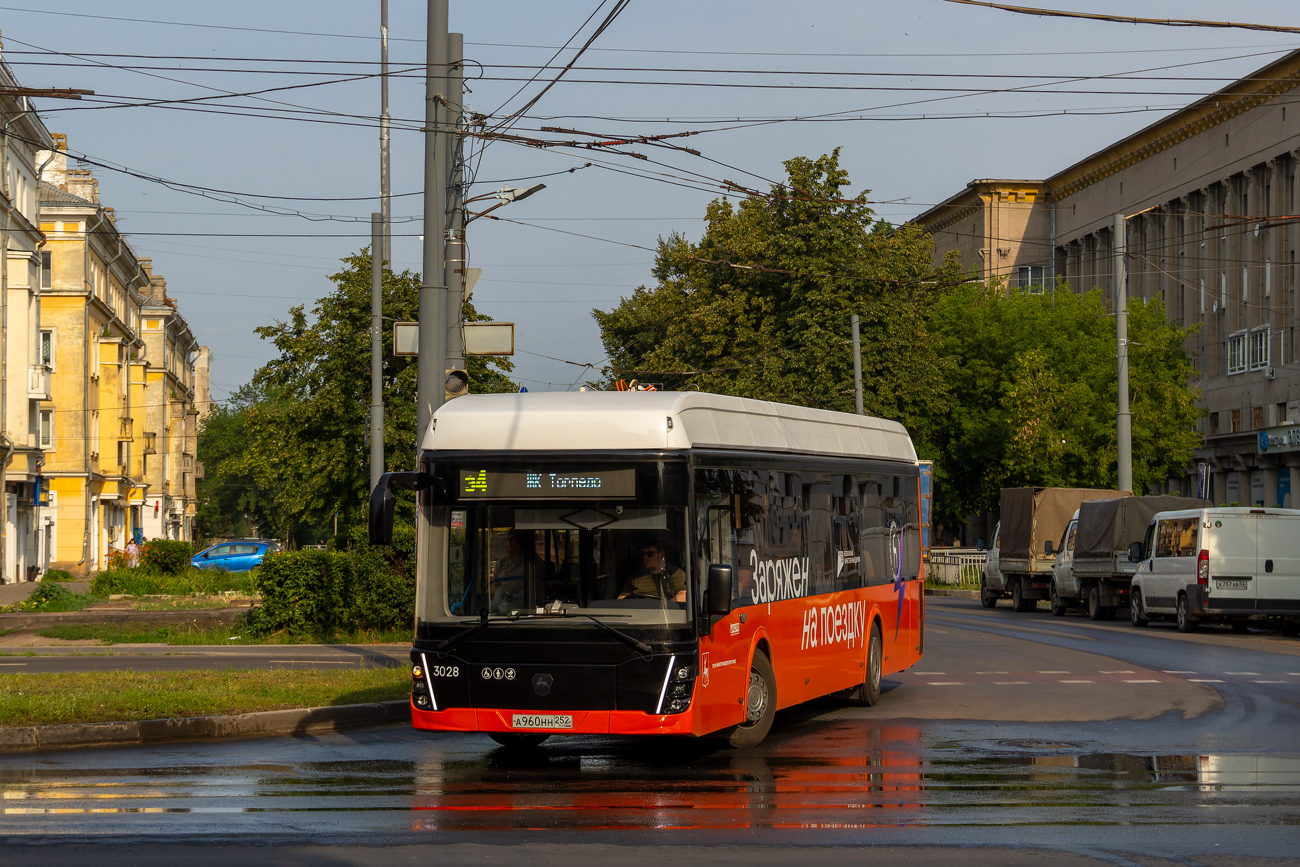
[574,613,653,655]
[435,612,493,654]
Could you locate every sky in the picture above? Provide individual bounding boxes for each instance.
[4,0,1300,402]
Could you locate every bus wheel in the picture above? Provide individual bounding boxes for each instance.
[848,622,884,707]
[488,732,550,749]
[727,650,776,748]
[979,576,998,609]
[1129,589,1148,627]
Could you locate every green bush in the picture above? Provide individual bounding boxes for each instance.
[0,582,97,614]
[90,566,256,597]
[249,526,416,637]
[142,540,194,574]
[42,569,78,582]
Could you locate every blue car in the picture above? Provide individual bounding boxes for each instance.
[191,539,280,572]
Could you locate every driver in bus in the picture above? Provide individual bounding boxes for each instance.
[491,530,539,613]
[619,538,687,603]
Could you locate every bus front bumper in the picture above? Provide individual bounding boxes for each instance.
[412,702,698,736]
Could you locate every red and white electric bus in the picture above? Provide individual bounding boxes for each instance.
[370,391,925,747]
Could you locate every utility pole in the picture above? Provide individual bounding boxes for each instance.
[445,32,465,374]
[370,213,384,490]
[851,314,864,416]
[380,0,391,258]
[1113,213,1133,493]
[417,0,449,442]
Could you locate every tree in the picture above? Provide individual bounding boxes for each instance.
[593,149,963,446]
[927,282,1202,522]
[198,249,516,544]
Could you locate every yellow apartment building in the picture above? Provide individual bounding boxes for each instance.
[36,138,207,573]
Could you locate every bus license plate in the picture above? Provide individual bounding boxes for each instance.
[512,714,573,730]
[1215,579,1247,589]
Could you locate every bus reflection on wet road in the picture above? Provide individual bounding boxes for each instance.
[4,718,1300,837]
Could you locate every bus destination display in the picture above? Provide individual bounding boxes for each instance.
[459,468,636,500]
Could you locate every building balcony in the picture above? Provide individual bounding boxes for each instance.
[28,365,50,401]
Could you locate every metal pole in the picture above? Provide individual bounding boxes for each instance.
[851,314,864,416]
[445,32,465,373]
[417,0,449,443]
[370,213,384,490]
[380,0,391,263]
[1114,213,1133,493]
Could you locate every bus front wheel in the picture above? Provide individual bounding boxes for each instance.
[727,650,776,748]
[847,622,884,707]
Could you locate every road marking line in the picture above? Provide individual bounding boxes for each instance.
[1059,679,1094,683]
[0,663,26,666]
[1124,679,1160,683]
[1163,670,1196,674]
[1189,679,1224,683]
[927,682,962,685]
[1225,672,1259,676]
[993,681,1029,685]
[1101,670,1135,674]
[914,672,944,675]
[1254,680,1287,684]
[976,671,1009,674]
[268,660,353,664]
[1039,670,1069,674]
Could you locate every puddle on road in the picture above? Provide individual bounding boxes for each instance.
[4,723,1300,830]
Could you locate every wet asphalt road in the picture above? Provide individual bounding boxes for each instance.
[3,595,1300,865]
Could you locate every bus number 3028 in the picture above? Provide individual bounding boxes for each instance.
[429,665,460,678]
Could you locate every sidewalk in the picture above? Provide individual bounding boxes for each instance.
[0,578,90,605]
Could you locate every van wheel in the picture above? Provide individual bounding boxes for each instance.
[1049,582,1067,617]
[1176,594,1198,633]
[727,650,776,748]
[847,622,884,707]
[1129,589,1148,627]
[979,576,998,609]
[488,733,550,749]
[1011,579,1034,612]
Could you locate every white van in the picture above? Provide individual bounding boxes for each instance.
[1128,507,1300,633]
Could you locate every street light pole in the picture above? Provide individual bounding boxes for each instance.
[417,0,449,444]
[370,213,384,490]
[851,314,864,416]
[1114,212,1132,493]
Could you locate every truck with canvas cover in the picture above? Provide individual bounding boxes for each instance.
[1050,496,1210,620]
[982,486,1125,612]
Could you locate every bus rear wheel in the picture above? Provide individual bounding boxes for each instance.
[847,622,884,707]
[727,650,776,748]
[488,732,550,749]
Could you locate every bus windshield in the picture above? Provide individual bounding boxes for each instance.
[437,461,691,627]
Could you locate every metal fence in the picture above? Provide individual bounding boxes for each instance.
[924,548,987,586]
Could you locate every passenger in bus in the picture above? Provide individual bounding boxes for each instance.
[490,530,540,613]
[619,539,687,602]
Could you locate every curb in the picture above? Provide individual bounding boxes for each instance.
[0,699,411,753]
[925,587,978,598]
[0,608,246,630]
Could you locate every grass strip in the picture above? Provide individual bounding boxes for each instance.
[0,668,411,727]
[0,627,17,638]
[34,623,411,645]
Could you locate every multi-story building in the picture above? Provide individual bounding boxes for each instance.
[0,52,56,584]
[37,137,207,573]
[914,49,1300,509]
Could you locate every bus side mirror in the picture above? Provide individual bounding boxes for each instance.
[1044,540,1054,555]
[707,564,733,616]
[369,471,438,546]
[1128,541,1144,562]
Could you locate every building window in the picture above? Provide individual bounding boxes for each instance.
[1209,412,1219,436]
[1017,265,1044,292]
[40,251,51,289]
[1227,331,1248,374]
[39,329,53,369]
[1252,406,1265,431]
[1249,327,1270,370]
[39,410,52,449]
[1280,402,1290,425]
[1231,409,1241,433]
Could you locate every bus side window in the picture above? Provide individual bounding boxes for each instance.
[832,474,861,591]
[449,510,467,614]
[859,476,887,586]
[805,479,833,595]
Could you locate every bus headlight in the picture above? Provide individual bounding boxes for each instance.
[412,664,424,680]
[414,693,431,709]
